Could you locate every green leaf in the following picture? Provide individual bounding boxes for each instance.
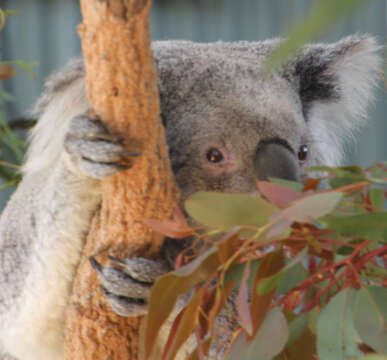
[266,0,369,70]
[185,192,278,231]
[370,188,385,211]
[4,10,19,16]
[268,177,303,192]
[308,307,319,334]
[309,165,368,188]
[1,60,39,79]
[0,179,18,191]
[0,109,25,162]
[320,212,387,243]
[286,313,308,347]
[258,247,308,295]
[0,9,5,31]
[276,263,308,295]
[353,286,387,354]
[225,260,260,294]
[367,163,387,184]
[0,88,14,102]
[228,308,288,360]
[143,247,220,359]
[251,251,285,334]
[317,289,363,360]
[357,356,387,360]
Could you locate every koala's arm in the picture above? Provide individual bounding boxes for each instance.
[0,61,102,360]
[0,59,169,360]
[0,61,97,360]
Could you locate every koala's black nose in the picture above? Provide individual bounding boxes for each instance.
[254,141,301,182]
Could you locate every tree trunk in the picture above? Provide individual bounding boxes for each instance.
[65,1,178,359]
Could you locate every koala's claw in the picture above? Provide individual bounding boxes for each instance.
[64,115,140,179]
[90,256,170,317]
[108,256,171,283]
[101,288,148,317]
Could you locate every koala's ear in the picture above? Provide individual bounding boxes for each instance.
[291,35,382,165]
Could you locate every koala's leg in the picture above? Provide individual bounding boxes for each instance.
[0,114,139,360]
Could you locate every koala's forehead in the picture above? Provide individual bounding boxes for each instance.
[153,41,305,150]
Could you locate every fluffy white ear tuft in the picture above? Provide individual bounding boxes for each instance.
[295,35,382,166]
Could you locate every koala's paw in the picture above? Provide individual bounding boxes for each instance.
[64,114,140,179]
[90,256,170,317]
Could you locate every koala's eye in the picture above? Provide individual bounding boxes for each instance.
[298,145,308,161]
[206,148,224,163]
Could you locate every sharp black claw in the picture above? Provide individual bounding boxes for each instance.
[120,151,142,157]
[101,285,110,296]
[118,164,133,170]
[89,256,103,273]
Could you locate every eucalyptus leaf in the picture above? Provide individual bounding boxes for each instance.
[353,286,387,354]
[228,308,288,360]
[286,313,308,347]
[370,188,385,211]
[317,289,362,360]
[185,192,278,231]
[258,247,308,295]
[268,177,303,192]
[320,212,387,243]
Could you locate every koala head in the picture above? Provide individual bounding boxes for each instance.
[152,35,381,202]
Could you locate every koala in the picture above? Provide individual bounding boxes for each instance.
[0,35,381,360]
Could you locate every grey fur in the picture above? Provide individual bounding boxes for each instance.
[0,35,381,359]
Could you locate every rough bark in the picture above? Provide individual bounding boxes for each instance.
[65,0,179,359]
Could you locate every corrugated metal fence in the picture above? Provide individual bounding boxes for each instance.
[1,0,386,205]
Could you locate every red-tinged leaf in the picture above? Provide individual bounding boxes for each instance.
[270,191,343,225]
[237,262,254,336]
[144,207,193,239]
[162,289,203,360]
[281,326,316,360]
[266,218,293,239]
[250,251,285,336]
[198,286,216,338]
[158,307,186,360]
[188,338,212,360]
[303,177,321,192]
[144,247,220,359]
[258,181,303,208]
[283,291,303,312]
[217,230,240,264]
[175,252,184,269]
[0,64,16,80]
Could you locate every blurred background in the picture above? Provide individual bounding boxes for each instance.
[0,0,386,207]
